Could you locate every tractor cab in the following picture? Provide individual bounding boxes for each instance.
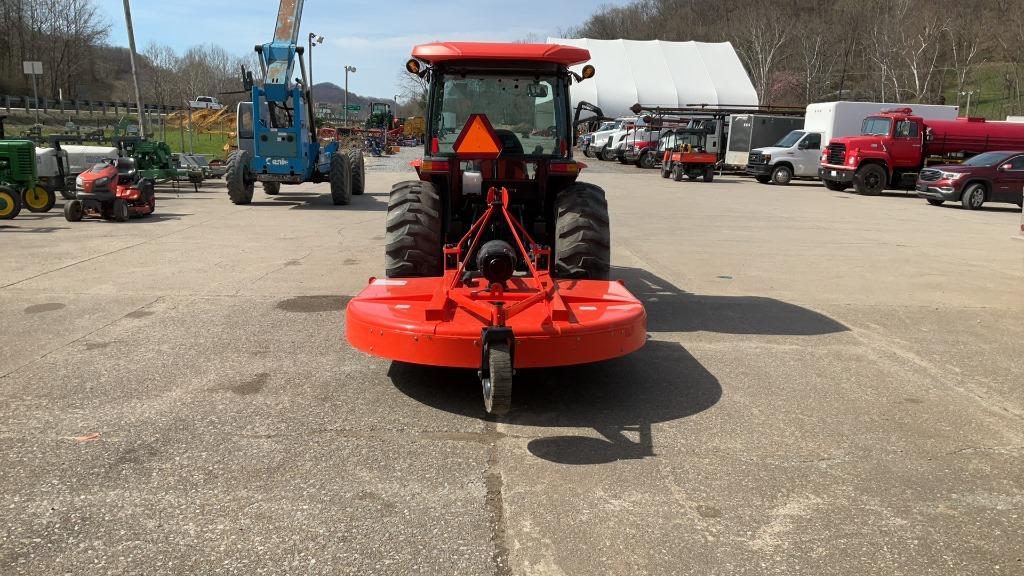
[409,42,595,242]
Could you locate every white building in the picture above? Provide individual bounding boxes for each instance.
[547,38,759,119]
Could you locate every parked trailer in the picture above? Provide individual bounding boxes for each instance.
[748,101,958,185]
[820,108,1024,195]
[724,114,803,169]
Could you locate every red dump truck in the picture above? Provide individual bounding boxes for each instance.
[819,108,1024,195]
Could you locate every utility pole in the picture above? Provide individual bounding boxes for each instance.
[344,65,356,125]
[122,0,146,138]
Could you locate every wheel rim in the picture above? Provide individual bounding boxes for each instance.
[0,192,14,217]
[25,186,49,210]
[865,170,880,189]
[774,169,789,184]
[971,188,984,207]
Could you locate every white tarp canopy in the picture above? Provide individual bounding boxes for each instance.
[547,38,759,119]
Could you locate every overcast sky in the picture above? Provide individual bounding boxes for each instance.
[95,0,628,99]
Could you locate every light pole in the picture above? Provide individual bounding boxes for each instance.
[307,33,323,94]
[960,90,977,117]
[122,0,146,137]
[344,65,357,125]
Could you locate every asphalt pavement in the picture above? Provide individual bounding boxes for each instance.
[1,153,1022,575]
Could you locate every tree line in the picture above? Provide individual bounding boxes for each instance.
[0,0,250,112]
[571,0,1024,117]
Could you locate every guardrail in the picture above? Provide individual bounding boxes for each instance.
[2,94,184,116]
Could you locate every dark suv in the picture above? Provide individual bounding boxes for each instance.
[916,151,1024,210]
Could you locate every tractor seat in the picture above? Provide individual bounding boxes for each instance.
[115,158,138,182]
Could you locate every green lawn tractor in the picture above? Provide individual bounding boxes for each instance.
[0,139,46,219]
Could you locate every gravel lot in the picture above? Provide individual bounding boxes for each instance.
[1,159,1022,575]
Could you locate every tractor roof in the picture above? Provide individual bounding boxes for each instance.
[411,42,590,66]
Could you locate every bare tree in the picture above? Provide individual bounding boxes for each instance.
[733,10,790,105]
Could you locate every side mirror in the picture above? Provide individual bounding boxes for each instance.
[527,83,549,98]
[797,140,808,149]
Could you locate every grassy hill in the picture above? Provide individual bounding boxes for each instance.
[942,62,1019,119]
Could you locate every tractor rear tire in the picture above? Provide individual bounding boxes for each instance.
[226,150,254,205]
[330,153,352,206]
[262,181,280,195]
[0,186,23,220]
[23,185,56,212]
[639,150,657,169]
[385,180,442,278]
[348,148,365,195]
[554,182,610,280]
[853,164,886,196]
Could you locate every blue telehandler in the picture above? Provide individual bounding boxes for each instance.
[225,0,364,205]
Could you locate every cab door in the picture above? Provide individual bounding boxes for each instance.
[890,119,923,169]
[793,132,821,176]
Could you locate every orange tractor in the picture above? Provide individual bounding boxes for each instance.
[345,42,647,414]
[660,126,718,182]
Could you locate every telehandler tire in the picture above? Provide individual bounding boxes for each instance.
[226,150,254,205]
[330,153,352,206]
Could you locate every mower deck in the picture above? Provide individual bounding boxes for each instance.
[346,275,646,369]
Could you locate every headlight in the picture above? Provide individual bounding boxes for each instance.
[941,171,967,180]
[75,175,84,188]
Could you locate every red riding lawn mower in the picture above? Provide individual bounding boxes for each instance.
[64,157,156,222]
[345,42,648,414]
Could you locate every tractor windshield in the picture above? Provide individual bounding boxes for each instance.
[432,74,563,156]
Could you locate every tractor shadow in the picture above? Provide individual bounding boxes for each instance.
[390,268,846,465]
[612,266,849,336]
[390,339,720,465]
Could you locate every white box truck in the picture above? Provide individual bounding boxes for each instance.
[746,101,959,185]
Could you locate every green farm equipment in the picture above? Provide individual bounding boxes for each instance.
[0,139,39,219]
[116,137,203,188]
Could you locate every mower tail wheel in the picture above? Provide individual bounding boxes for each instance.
[23,185,56,212]
[330,153,352,205]
[112,198,129,222]
[0,186,23,220]
[226,150,254,204]
[348,148,365,195]
[554,182,610,280]
[63,199,83,222]
[262,181,281,195]
[482,342,513,415]
[385,180,442,277]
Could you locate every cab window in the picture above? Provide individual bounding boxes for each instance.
[895,120,919,138]
[802,133,821,150]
